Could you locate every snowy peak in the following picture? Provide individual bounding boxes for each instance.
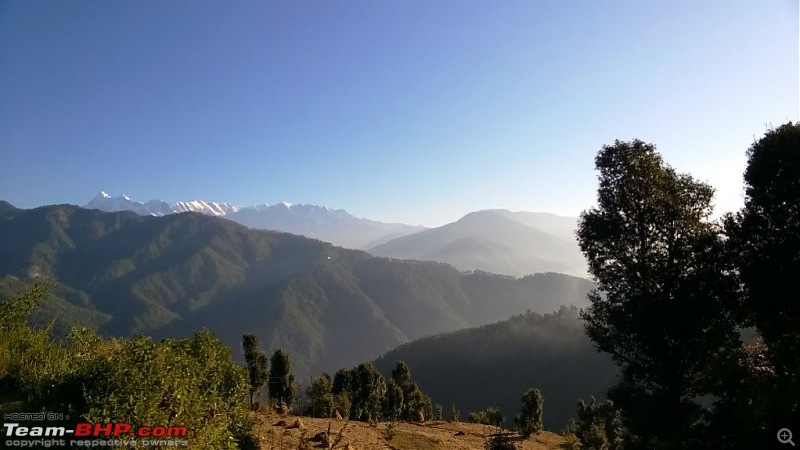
[84,192,238,217]
[173,200,240,216]
[81,192,425,249]
[85,191,150,214]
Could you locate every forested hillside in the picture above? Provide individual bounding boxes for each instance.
[0,203,592,375]
[374,306,616,431]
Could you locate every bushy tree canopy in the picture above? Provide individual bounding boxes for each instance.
[724,122,800,433]
[577,140,741,448]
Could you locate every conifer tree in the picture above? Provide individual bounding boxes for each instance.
[268,349,295,407]
[515,388,543,437]
[242,334,268,409]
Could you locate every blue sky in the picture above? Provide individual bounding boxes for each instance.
[1,1,797,226]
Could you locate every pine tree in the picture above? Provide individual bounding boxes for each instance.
[350,362,387,422]
[242,334,268,409]
[383,380,404,421]
[268,349,295,407]
[448,403,460,423]
[308,372,335,418]
[515,388,543,437]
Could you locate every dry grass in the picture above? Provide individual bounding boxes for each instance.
[251,412,565,450]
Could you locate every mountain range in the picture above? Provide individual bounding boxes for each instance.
[0,201,594,376]
[84,192,424,249]
[84,192,587,278]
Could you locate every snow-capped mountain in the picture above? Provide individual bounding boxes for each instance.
[83,192,424,249]
[85,191,239,217]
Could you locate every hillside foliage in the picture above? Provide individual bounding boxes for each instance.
[373,305,616,430]
[0,285,254,449]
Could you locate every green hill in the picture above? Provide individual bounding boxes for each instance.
[374,306,616,431]
[0,203,594,376]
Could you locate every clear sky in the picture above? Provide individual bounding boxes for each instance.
[1,1,797,226]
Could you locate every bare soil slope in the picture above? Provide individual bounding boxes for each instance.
[252,413,565,450]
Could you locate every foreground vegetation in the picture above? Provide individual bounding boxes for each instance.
[0,285,255,449]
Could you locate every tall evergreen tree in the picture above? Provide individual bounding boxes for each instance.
[242,334,269,409]
[268,349,295,407]
[383,380,404,421]
[725,122,800,430]
[308,372,335,418]
[577,140,741,449]
[332,367,353,395]
[391,361,413,388]
[350,362,387,422]
[390,361,430,421]
[515,388,544,437]
[331,366,355,418]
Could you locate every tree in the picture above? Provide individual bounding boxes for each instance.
[332,367,353,396]
[468,407,504,427]
[391,361,415,420]
[383,380,404,421]
[725,122,800,429]
[448,402,461,423]
[331,366,355,419]
[404,385,432,422]
[308,372,335,418]
[573,397,626,450]
[577,140,741,448]
[242,334,268,409]
[350,362,387,422]
[515,388,543,437]
[389,361,432,421]
[268,349,295,407]
[391,361,413,388]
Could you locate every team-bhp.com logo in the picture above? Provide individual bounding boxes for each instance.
[4,422,189,447]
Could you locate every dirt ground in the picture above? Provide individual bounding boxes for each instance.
[252,412,565,450]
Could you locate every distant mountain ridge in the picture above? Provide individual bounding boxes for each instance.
[0,202,594,376]
[83,191,424,249]
[369,209,588,278]
[80,193,587,277]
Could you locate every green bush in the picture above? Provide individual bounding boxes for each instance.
[468,407,504,427]
[75,330,252,448]
[1,286,254,449]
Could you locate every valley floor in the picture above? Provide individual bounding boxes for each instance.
[252,412,565,450]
